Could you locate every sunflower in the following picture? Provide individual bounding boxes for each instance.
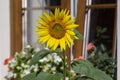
[35,8,79,51]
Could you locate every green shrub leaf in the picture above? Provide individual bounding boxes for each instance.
[36,72,50,80]
[22,73,36,80]
[30,49,50,65]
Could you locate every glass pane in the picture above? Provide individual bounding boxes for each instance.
[86,8,115,55]
[26,0,61,7]
[84,8,116,79]
[91,0,116,4]
[22,0,61,49]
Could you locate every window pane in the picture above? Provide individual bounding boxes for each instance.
[22,0,61,49]
[91,0,116,4]
[87,9,115,55]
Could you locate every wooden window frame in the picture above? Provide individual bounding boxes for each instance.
[10,0,117,57]
[10,0,22,56]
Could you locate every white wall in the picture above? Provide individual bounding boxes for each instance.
[0,0,10,80]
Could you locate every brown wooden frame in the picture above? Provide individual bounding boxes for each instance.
[10,0,117,57]
[73,0,86,57]
[10,0,22,56]
[86,3,117,56]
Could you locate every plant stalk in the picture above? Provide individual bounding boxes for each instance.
[63,50,66,80]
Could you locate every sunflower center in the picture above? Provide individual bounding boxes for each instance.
[50,23,65,39]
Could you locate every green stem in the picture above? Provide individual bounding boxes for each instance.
[63,50,66,80]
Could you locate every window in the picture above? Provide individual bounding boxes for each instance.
[10,0,117,60]
[10,0,117,79]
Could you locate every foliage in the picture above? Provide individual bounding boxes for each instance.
[87,26,116,78]
[4,10,114,80]
[5,46,64,79]
[87,44,116,78]
[5,45,113,80]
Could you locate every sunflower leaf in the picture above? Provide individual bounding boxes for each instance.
[73,29,83,39]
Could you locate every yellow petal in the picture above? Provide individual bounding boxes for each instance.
[39,16,49,24]
[66,10,70,16]
[65,18,75,25]
[43,12,52,22]
[39,35,50,44]
[62,15,70,23]
[46,37,55,48]
[64,36,71,47]
[35,25,46,29]
[66,24,79,29]
[50,11,55,20]
[60,9,64,19]
[36,30,49,36]
[60,37,66,51]
[66,30,75,36]
[55,8,59,20]
[65,33,73,44]
[73,36,79,39]
[53,39,59,50]
[37,20,48,27]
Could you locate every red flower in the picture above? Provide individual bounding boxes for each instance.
[74,56,85,61]
[87,43,95,51]
[4,56,12,65]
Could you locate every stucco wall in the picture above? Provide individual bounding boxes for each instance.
[0,0,10,80]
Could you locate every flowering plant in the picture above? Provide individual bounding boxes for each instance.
[87,26,116,79]
[87,42,116,79]
[5,8,113,80]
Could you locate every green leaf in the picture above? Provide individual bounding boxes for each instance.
[73,29,83,39]
[36,72,50,80]
[22,73,36,80]
[90,68,113,80]
[100,44,107,51]
[72,60,94,77]
[30,49,50,65]
[53,48,61,53]
[47,73,63,80]
[72,60,113,80]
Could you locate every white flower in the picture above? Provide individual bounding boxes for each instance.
[70,70,76,77]
[22,63,29,69]
[14,52,19,57]
[32,55,34,57]
[21,63,25,67]
[26,45,31,48]
[43,66,49,72]
[46,64,51,68]
[16,66,22,70]
[6,71,14,79]
[66,77,69,80]
[9,59,17,68]
[47,54,52,60]
[60,66,64,70]
[52,53,57,56]
[54,55,62,63]
[51,67,56,71]
[21,51,26,55]
[24,70,30,74]
[33,64,39,72]
[39,59,44,63]
[13,73,17,78]
[22,69,31,77]
[43,57,49,62]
